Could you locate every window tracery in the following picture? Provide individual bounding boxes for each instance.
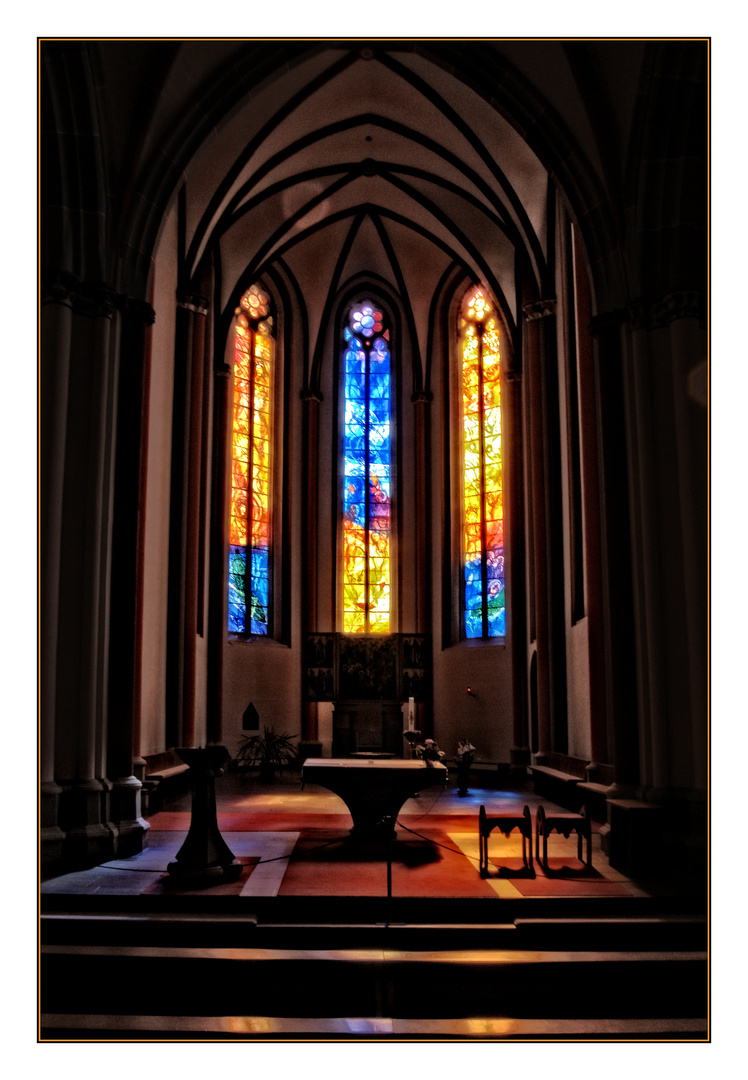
[459,287,505,639]
[228,284,274,635]
[341,301,392,633]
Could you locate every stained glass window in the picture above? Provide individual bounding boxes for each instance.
[459,287,505,638]
[229,284,273,635]
[341,301,392,633]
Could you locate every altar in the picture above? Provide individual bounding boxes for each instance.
[302,758,449,840]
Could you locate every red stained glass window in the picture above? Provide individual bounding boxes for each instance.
[459,288,505,638]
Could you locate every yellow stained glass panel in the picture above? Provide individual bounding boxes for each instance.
[460,287,505,639]
[229,286,273,634]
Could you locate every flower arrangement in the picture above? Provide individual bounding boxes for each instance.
[402,730,447,766]
[456,739,476,796]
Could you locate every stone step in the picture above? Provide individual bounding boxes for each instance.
[40,1011,709,1040]
[41,943,708,1021]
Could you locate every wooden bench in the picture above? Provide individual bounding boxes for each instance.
[142,750,191,815]
[529,752,589,810]
[535,804,592,871]
[577,762,615,822]
[479,804,533,876]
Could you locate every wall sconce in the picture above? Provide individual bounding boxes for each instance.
[467,686,477,698]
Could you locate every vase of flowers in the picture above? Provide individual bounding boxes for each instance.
[402,730,447,767]
[456,739,476,796]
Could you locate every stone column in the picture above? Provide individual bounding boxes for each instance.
[411,392,433,635]
[54,284,118,864]
[411,391,433,740]
[299,390,322,754]
[503,368,530,766]
[168,294,209,749]
[40,272,75,858]
[106,296,155,857]
[523,299,568,754]
[588,310,640,793]
[207,355,231,745]
[571,234,609,766]
[624,293,707,798]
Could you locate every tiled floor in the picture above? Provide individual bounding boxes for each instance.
[41,771,686,900]
[40,772,708,1042]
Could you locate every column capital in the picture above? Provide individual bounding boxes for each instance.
[41,269,79,308]
[74,282,119,319]
[177,292,210,316]
[411,391,433,405]
[301,388,324,404]
[627,290,705,331]
[41,273,118,318]
[588,308,629,338]
[122,296,156,325]
[522,298,557,321]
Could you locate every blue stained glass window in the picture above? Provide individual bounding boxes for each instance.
[341,303,392,633]
[460,287,505,639]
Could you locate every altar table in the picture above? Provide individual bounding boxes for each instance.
[302,758,449,840]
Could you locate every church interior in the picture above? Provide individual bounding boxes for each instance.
[39,38,709,1041]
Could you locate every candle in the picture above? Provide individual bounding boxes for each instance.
[408,696,415,730]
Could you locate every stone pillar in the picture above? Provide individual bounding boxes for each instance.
[571,232,609,766]
[54,284,119,864]
[411,392,433,636]
[207,354,231,745]
[588,310,639,793]
[184,297,208,746]
[523,299,568,755]
[40,273,76,858]
[299,390,322,754]
[106,296,155,857]
[624,293,707,802]
[167,294,209,750]
[504,368,530,765]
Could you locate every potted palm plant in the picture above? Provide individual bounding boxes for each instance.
[236,726,297,782]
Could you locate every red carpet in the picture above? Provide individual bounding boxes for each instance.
[279,828,495,897]
[148,811,354,831]
[144,811,626,898]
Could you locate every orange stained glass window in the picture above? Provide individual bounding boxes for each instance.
[460,287,505,638]
[341,302,392,633]
[228,284,273,634]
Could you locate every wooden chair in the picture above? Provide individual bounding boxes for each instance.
[478,804,533,877]
[535,803,592,871]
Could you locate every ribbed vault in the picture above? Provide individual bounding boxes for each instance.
[170,46,555,393]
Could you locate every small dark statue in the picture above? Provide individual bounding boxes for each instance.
[455,739,476,797]
[236,726,297,782]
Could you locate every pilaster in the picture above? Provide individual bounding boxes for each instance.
[168,292,209,749]
[503,365,529,762]
[53,282,118,863]
[300,389,322,746]
[40,272,75,812]
[207,355,231,744]
[522,298,567,753]
[106,295,155,858]
[588,308,639,790]
[411,391,433,635]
